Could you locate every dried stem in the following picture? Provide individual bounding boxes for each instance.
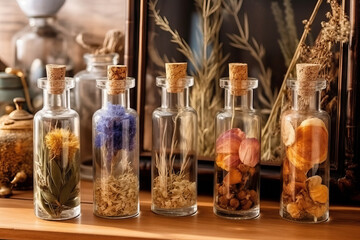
[150,0,227,156]
[224,0,275,114]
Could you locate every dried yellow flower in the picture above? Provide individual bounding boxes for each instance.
[45,128,79,160]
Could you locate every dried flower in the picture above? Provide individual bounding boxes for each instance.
[95,103,136,161]
[45,128,79,161]
[286,118,328,171]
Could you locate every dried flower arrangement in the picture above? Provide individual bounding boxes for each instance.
[34,126,80,218]
[149,0,228,157]
[262,0,350,164]
[215,129,260,213]
[152,117,197,210]
[93,102,138,217]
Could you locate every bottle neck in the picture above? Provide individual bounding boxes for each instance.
[43,90,70,110]
[224,89,254,110]
[102,89,130,109]
[161,87,189,109]
[29,17,55,27]
[85,54,119,73]
[292,89,321,111]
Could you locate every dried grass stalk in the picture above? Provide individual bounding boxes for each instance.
[223,0,276,115]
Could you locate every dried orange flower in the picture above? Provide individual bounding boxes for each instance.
[45,128,79,160]
[286,118,328,171]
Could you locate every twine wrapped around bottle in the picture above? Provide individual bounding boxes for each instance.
[296,63,321,98]
[107,65,127,95]
[46,64,66,94]
[229,63,248,96]
[165,62,187,93]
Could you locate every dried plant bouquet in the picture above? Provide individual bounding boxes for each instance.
[93,103,139,217]
[34,127,80,218]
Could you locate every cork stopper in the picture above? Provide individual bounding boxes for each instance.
[165,62,187,93]
[46,64,66,94]
[107,65,127,95]
[229,63,248,96]
[296,63,321,97]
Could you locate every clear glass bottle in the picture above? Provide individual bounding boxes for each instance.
[214,66,261,219]
[151,71,198,216]
[93,66,139,219]
[33,65,80,220]
[13,0,73,110]
[74,53,119,179]
[280,64,330,223]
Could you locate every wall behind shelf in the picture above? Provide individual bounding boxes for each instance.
[0,0,127,73]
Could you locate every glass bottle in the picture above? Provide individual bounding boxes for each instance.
[13,0,73,110]
[74,53,119,179]
[214,63,261,219]
[33,64,80,220]
[93,65,139,219]
[280,64,330,223]
[151,63,197,216]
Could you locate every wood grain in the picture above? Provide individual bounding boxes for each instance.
[0,0,127,72]
[1,180,360,240]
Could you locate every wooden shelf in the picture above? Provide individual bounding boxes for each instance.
[1,181,360,240]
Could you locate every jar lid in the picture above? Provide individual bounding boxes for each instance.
[9,98,33,120]
[0,73,22,89]
[0,98,33,130]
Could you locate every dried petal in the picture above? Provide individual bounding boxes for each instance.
[216,128,246,154]
[223,169,242,185]
[309,184,328,204]
[238,138,260,167]
[216,153,240,171]
[306,175,322,190]
[287,118,328,171]
[305,203,327,218]
[282,119,295,146]
[287,202,301,219]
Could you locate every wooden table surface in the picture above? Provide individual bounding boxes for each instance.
[1,181,360,240]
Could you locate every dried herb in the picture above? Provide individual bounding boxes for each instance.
[153,114,196,209]
[94,169,138,217]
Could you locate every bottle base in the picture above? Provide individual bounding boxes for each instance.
[93,211,139,219]
[35,205,81,221]
[151,204,197,217]
[214,206,260,220]
[280,210,329,223]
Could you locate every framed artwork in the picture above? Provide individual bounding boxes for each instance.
[135,0,360,201]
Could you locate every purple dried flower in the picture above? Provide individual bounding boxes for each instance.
[95,103,136,160]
